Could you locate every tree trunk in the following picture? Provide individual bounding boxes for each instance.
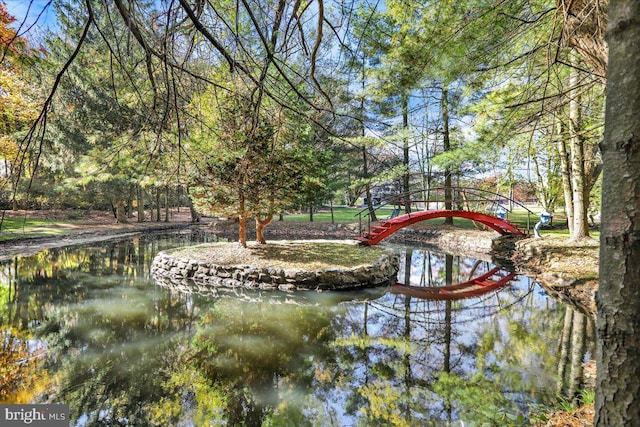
[155,187,161,222]
[127,185,135,219]
[164,186,170,222]
[596,3,640,424]
[114,201,128,224]
[363,145,377,222]
[186,186,200,223]
[568,55,590,240]
[402,94,411,214]
[238,215,247,247]
[442,87,453,224]
[330,200,335,224]
[556,120,573,234]
[359,57,376,222]
[136,186,145,223]
[238,189,247,248]
[255,215,272,244]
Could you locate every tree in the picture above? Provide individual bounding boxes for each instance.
[0,3,42,212]
[38,0,192,222]
[596,1,640,424]
[187,77,307,246]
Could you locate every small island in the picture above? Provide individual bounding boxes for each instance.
[151,239,399,291]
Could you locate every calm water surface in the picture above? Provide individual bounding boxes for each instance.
[0,231,594,426]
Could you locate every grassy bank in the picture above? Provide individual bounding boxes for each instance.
[284,206,600,240]
[168,240,390,270]
[0,217,71,241]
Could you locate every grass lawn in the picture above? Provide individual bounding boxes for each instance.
[0,217,70,241]
[506,208,600,240]
[284,205,600,240]
[283,206,396,222]
[168,240,391,270]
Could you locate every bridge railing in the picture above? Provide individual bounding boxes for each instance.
[354,186,536,236]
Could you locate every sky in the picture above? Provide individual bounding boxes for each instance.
[4,0,57,39]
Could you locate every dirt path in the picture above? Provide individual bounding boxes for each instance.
[0,210,199,261]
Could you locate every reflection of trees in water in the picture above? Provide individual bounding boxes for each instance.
[318,247,590,425]
[0,232,215,326]
[34,297,338,426]
[557,306,596,403]
[0,237,597,426]
[1,232,345,425]
[0,233,216,422]
[32,281,202,424]
[178,301,337,426]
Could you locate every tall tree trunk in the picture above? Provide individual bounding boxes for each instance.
[238,188,247,247]
[363,145,377,222]
[155,187,161,222]
[164,186,170,222]
[442,87,453,224]
[360,58,376,222]
[596,3,640,424]
[330,200,335,224]
[569,54,589,240]
[402,94,411,214]
[127,185,135,219]
[255,215,272,244]
[556,119,573,234]
[136,185,145,223]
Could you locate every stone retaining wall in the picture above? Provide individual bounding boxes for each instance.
[151,250,399,291]
[390,228,526,259]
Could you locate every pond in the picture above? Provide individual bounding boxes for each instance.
[0,231,595,426]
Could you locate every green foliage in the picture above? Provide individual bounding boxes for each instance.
[433,372,526,426]
[186,74,317,223]
[357,380,412,427]
[147,362,227,427]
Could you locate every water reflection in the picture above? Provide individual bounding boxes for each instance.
[0,233,594,426]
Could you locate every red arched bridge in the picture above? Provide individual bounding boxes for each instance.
[390,265,517,301]
[355,186,532,245]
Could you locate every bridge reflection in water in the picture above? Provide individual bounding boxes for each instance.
[391,265,517,301]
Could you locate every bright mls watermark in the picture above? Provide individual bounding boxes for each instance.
[0,404,69,426]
